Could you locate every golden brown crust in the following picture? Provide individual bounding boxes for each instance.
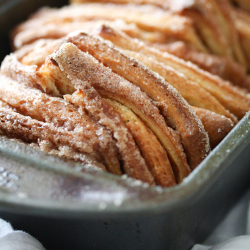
[68,0,195,12]
[65,32,210,169]
[51,43,156,184]
[192,106,234,149]
[40,57,75,95]
[170,0,246,66]
[98,25,250,119]
[181,8,232,58]
[1,54,61,97]
[214,0,247,67]
[105,99,177,186]
[2,0,249,187]
[12,3,207,52]
[231,7,250,71]
[196,0,246,66]
[68,0,246,67]
[196,0,242,64]
[2,56,122,175]
[0,107,107,171]
[0,72,122,173]
[19,39,63,67]
[14,14,250,92]
[124,49,238,123]
[46,43,191,180]
[1,0,249,187]
[14,39,57,61]
[66,91,155,184]
[1,135,106,171]
[13,19,170,51]
[155,41,250,91]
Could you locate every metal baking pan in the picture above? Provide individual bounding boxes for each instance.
[1,1,250,249]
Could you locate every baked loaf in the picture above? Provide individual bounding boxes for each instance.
[1,0,250,187]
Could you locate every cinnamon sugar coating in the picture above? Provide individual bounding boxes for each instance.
[106,98,177,186]
[0,107,106,171]
[65,32,210,169]
[69,0,247,67]
[192,107,234,149]
[231,6,250,71]
[1,0,250,187]
[152,41,250,91]
[48,42,190,181]
[0,73,120,173]
[13,15,250,91]
[51,43,155,184]
[12,3,207,52]
[98,25,250,119]
[123,49,238,123]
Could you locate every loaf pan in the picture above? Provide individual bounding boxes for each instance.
[0,1,250,250]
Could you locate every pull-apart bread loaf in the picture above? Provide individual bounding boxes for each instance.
[1,0,250,187]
